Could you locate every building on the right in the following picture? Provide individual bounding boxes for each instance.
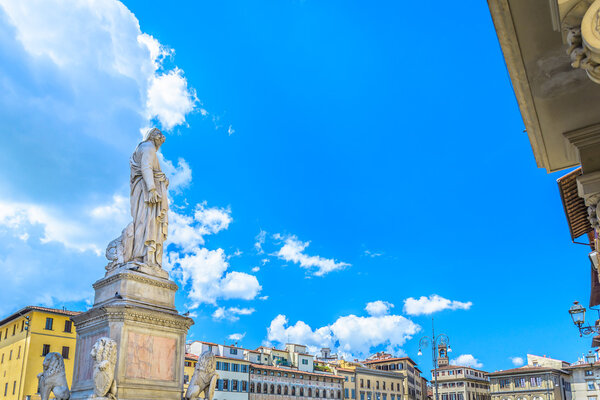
[487,366,572,400]
[487,0,600,346]
[564,353,600,400]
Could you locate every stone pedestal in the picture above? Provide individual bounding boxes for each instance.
[70,269,193,400]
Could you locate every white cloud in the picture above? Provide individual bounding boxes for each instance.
[228,125,235,136]
[0,201,103,255]
[259,295,269,301]
[365,301,394,316]
[451,354,483,369]
[163,200,262,310]
[147,67,196,131]
[364,250,382,258]
[403,295,472,316]
[274,234,349,276]
[167,202,232,252]
[213,306,255,322]
[510,356,524,366]
[193,202,232,236]
[167,247,261,307]
[266,303,420,359]
[220,272,262,300]
[252,266,260,272]
[228,332,246,341]
[255,230,267,254]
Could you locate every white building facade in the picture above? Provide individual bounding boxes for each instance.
[566,362,600,400]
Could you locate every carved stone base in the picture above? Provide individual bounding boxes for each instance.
[93,270,178,311]
[71,272,193,400]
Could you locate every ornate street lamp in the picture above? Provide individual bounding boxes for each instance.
[585,350,596,364]
[568,301,600,336]
[569,301,586,327]
[417,319,449,400]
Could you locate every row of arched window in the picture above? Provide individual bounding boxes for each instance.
[250,383,342,399]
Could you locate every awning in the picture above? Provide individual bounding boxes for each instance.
[557,167,594,244]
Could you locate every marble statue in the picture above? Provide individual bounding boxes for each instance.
[105,128,169,272]
[130,128,169,267]
[91,337,118,400]
[37,352,70,400]
[184,351,218,400]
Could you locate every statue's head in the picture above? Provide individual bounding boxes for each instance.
[42,352,65,376]
[91,337,118,365]
[143,128,166,148]
[197,351,216,373]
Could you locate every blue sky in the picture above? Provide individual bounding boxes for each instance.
[0,0,592,377]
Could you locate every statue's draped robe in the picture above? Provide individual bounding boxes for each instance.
[130,141,168,266]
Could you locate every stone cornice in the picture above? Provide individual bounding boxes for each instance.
[72,305,194,331]
[487,0,550,170]
[564,123,600,149]
[93,270,178,291]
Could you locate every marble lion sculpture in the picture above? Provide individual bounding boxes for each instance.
[91,337,118,400]
[37,352,70,400]
[185,351,218,400]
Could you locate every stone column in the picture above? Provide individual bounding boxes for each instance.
[70,269,193,400]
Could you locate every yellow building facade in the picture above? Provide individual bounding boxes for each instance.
[363,356,423,400]
[0,306,80,400]
[184,354,199,393]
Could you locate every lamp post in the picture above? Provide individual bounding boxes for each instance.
[568,301,600,336]
[417,319,451,400]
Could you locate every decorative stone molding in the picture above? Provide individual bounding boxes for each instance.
[93,271,178,292]
[73,306,194,332]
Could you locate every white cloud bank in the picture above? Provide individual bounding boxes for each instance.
[166,203,261,308]
[0,0,200,314]
[403,295,472,316]
[168,202,232,253]
[451,354,483,369]
[274,234,349,276]
[167,242,262,307]
[266,303,420,359]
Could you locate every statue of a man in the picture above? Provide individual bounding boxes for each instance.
[130,128,169,267]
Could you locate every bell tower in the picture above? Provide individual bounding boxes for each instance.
[437,342,449,367]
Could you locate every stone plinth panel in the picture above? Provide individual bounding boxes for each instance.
[93,270,178,311]
[71,272,193,400]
